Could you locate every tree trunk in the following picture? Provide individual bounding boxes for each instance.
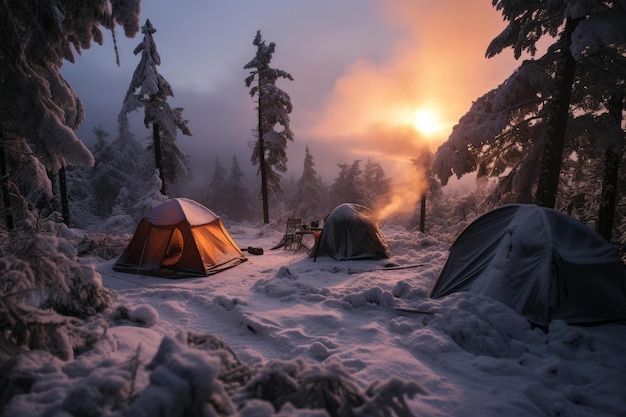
[0,141,14,231]
[153,123,166,195]
[419,194,426,233]
[535,18,579,209]
[597,93,624,241]
[258,88,269,224]
[59,166,70,226]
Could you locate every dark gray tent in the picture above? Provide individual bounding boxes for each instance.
[430,204,626,328]
[312,203,390,261]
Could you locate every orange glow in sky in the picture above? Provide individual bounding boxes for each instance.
[61,0,526,211]
[305,0,519,177]
[300,0,523,217]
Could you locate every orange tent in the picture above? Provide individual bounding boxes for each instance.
[114,198,247,277]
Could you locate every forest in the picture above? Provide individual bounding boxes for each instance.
[1,1,626,416]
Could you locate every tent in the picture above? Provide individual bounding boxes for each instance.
[430,204,626,327]
[311,203,391,261]
[114,198,247,277]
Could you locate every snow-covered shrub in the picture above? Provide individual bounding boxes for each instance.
[0,254,96,362]
[237,358,425,417]
[12,235,115,319]
[0,234,115,362]
[40,265,114,319]
[124,332,237,417]
[75,233,129,260]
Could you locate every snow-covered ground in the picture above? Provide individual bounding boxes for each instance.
[4,223,626,416]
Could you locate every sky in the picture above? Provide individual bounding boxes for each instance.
[62,0,523,192]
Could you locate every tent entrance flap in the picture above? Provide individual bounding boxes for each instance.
[162,227,183,266]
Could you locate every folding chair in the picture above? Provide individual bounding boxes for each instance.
[283,218,302,250]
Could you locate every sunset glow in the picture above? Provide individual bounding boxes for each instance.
[410,109,442,135]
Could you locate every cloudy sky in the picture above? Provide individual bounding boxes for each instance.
[62,0,522,191]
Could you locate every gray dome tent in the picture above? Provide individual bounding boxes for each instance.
[430,204,626,328]
[311,203,390,261]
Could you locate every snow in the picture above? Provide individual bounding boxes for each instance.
[3,223,625,416]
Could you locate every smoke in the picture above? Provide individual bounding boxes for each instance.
[375,165,430,223]
[306,0,514,220]
[362,123,432,222]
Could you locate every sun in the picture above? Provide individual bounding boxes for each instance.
[411,109,441,135]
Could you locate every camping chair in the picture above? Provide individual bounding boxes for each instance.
[283,218,303,250]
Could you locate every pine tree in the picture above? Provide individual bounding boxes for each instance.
[434,2,626,216]
[244,30,294,224]
[119,19,192,196]
[0,1,141,361]
[223,155,254,222]
[487,1,626,209]
[330,160,367,207]
[291,146,328,221]
[362,159,391,208]
[205,157,228,214]
[0,2,141,230]
[88,129,154,219]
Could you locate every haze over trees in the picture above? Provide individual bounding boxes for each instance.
[119,19,193,196]
[244,30,294,224]
[328,159,392,211]
[290,146,328,221]
[66,126,161,231]
[204,156,255,222]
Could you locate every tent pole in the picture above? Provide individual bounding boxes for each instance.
[313,230,323,262]
[137,234,149,274]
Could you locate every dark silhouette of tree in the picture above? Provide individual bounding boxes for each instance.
[205,157,228,214]
[223,155,255,222]
[410,147,437,233]
[598,93,624,240]
[244,30,294,224]
[119,19,192,196]
[291,146,327,220]
[532,18,579,208]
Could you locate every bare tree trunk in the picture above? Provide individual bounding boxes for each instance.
[419,194,426,233]
[59,166,70,226]
[258,89,269,224]
[597,93,624,241]
[153,122,166,195]
[535,18,579,208]
[0,140,13,231]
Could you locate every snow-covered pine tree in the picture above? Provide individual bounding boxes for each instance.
[486,1,626,210]
[244,30,294,224]
[0,1,141,231]
[330,160,368,208]
[119,19,192,196]
[88,129,153,220]
[434,2,626,220]
[290,146,328,221]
